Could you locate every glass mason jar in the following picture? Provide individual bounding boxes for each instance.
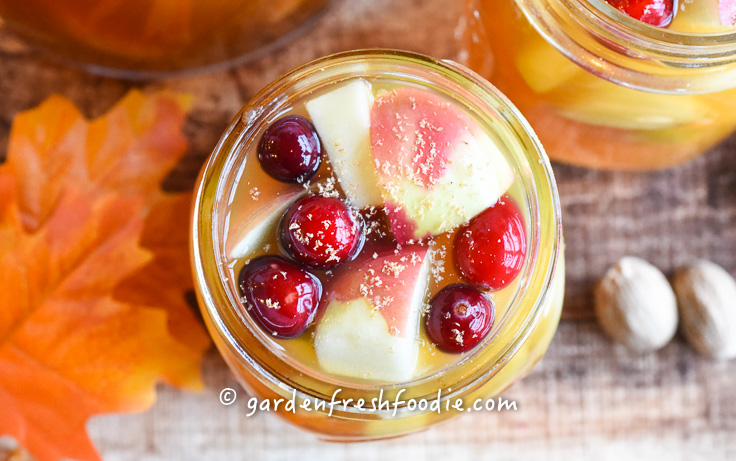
[191,50,565,440]
[0,0,330,78]
[461,0,736,170]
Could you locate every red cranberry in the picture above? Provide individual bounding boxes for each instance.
[238,255,322,338]
[454,195,527,291]
[426,284,494,353]
[280,195,364,269]
[257,115,322,183]
[605,0,674,27]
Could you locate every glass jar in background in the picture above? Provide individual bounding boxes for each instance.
[0,0,330,78]
[461,0,736,170]
[191,50,565,440]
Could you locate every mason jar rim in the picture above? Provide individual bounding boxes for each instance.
[192,49,563,413]
[586,0,736,44]
[510,0,736,92]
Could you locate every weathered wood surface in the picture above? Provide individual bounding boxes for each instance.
[1,0,735,459]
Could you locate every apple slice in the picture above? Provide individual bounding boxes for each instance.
[227,190,305,259]
[370,87,515,244]
[516,40,583,94]
[313,244,433,382]
[722,0,736,26]
[668,0,724,31]
[550,77,713,131]
[306,79,383,209]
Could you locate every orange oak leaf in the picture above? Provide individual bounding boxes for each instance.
[0,90,209,461]
[115,192,211,357]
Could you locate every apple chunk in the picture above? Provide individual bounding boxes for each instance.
[306,79,383,209]
[227,190,304,259]
[313,245,433,382]
[370,87,514,244]
[722,0,736,25]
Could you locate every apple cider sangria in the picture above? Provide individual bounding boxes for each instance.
[462,0,736,169]
[192,51,564,440]
[0,0,329,76]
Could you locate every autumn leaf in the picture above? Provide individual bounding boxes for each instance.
[115,192,211,360]
[0,90,210,461]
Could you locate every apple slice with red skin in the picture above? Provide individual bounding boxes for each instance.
[313,244,433,382]
[370,87,514,245]
[722,0,736,25]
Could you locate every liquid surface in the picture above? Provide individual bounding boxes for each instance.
[669,0,734,32]
[0,0,328,73]
[221,77,530,385]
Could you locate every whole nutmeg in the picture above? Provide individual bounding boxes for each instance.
[594,257,678,352]
[673,260,736,360]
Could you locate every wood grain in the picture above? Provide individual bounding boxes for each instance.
[1,0,735,459]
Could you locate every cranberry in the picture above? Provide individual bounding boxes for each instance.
[280,195,364,269]
[238,255,322,338]
[605,0,674,27]
[257,115,322,183]
[426,284,494,353]
[454,195,527,291]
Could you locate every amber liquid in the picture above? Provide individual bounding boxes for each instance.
[0,0,328,74]
[462,0,736,170]
[199,75,566,439]
[223,78,529,383]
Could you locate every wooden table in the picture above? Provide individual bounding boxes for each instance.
[1,0,735,459]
